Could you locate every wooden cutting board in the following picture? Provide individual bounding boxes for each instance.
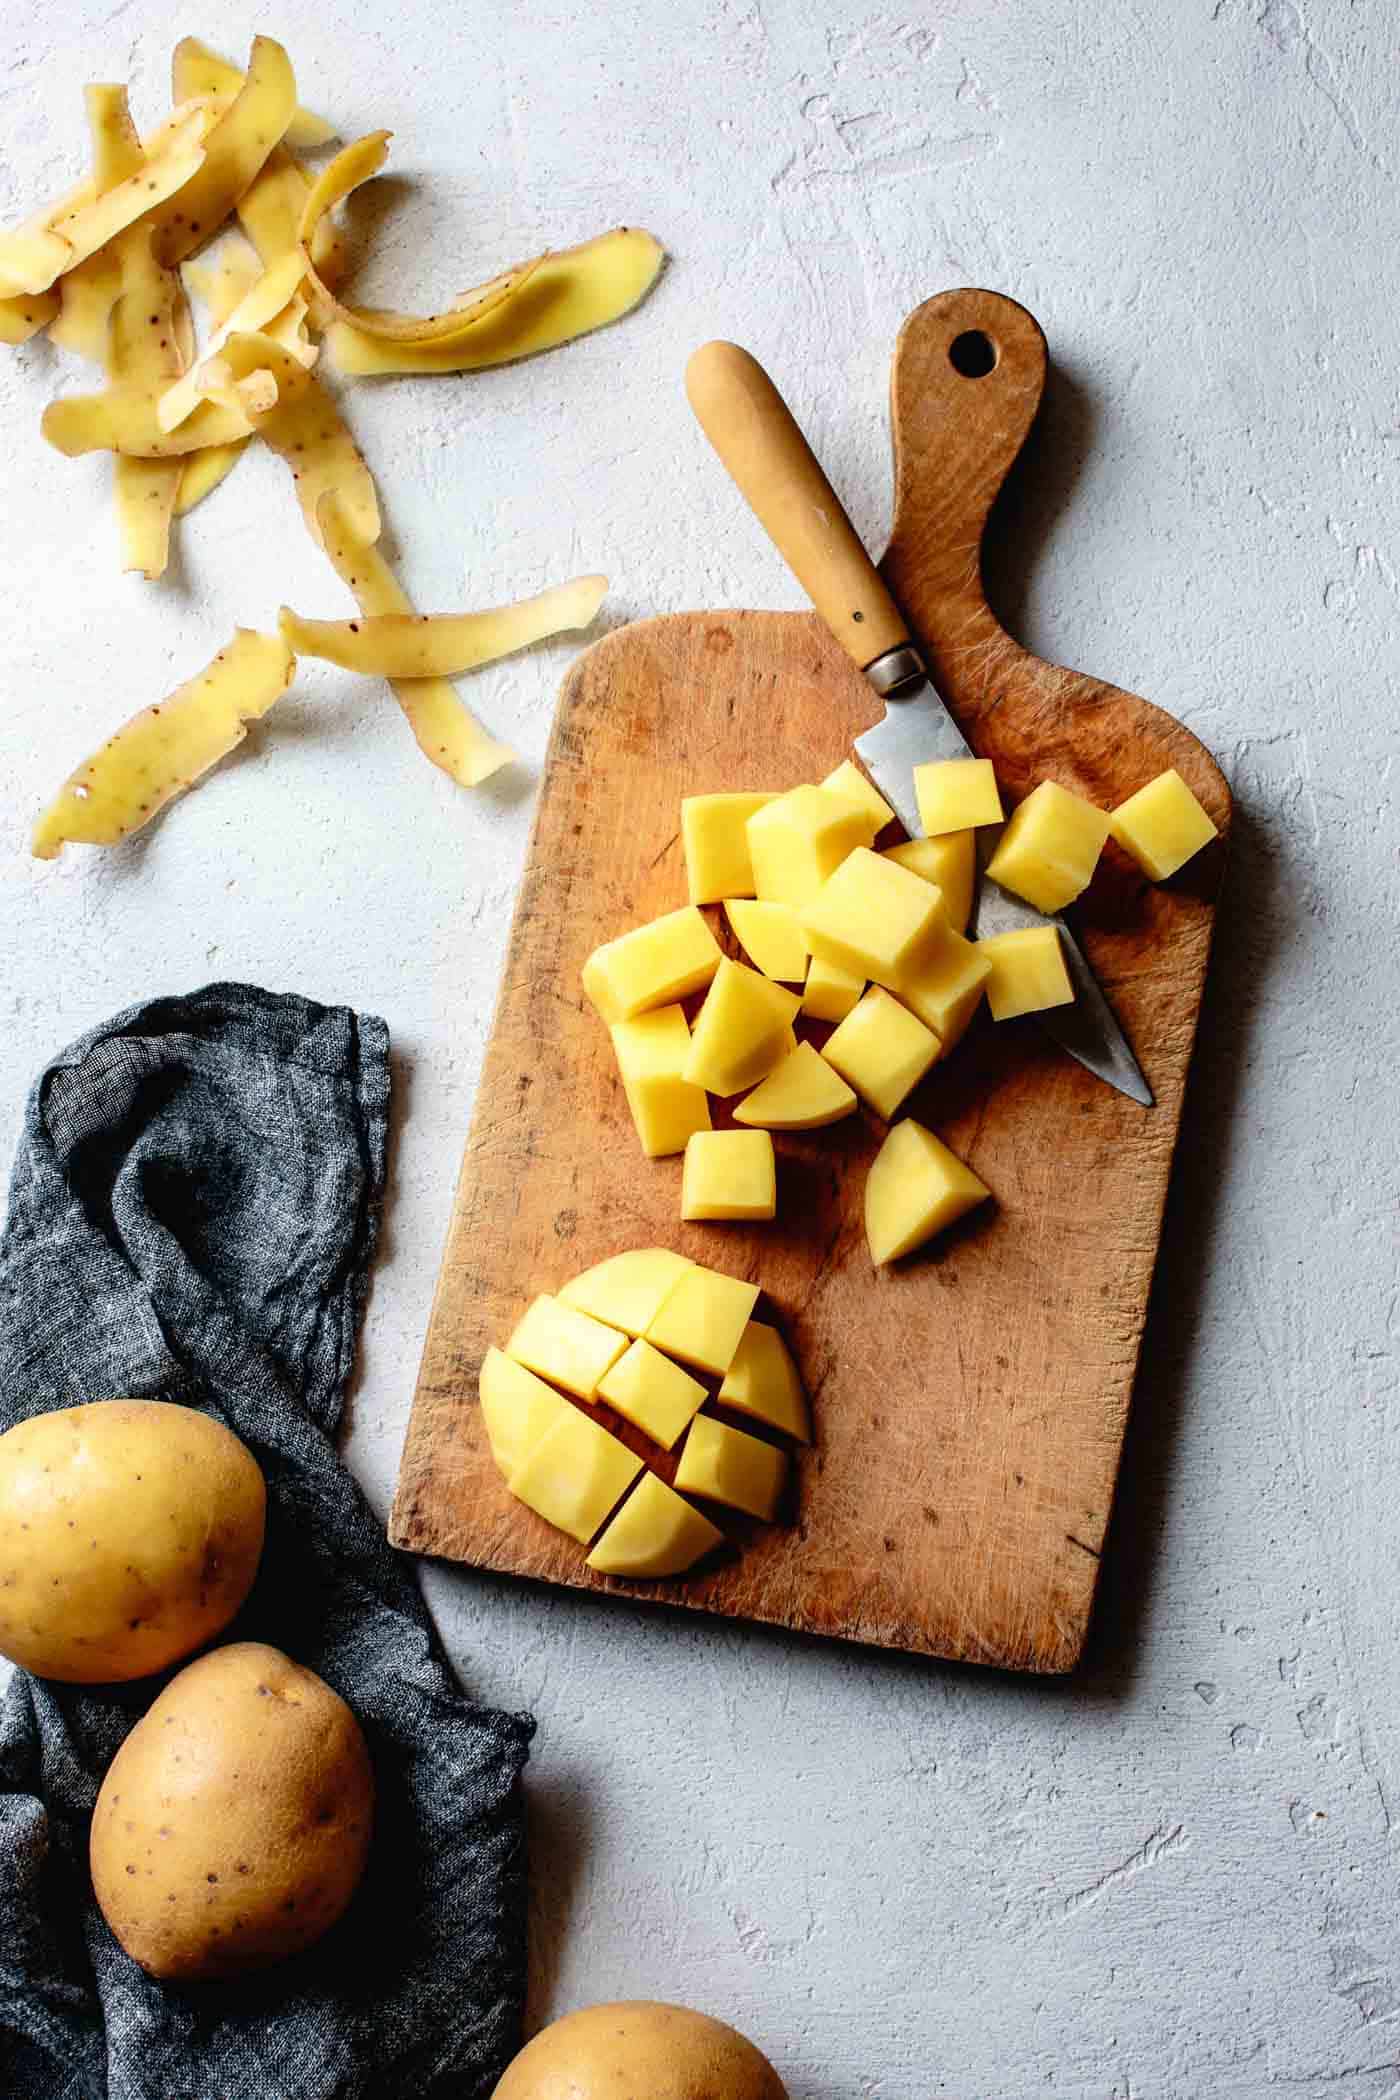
[390,289,1230,1672]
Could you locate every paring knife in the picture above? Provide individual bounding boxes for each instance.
[684,338,1152,1108]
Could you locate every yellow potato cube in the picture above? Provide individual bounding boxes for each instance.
[644,1264,760,1376]
[582,905,722,1022]
[820,987,940,1119]
[681,791,777,904]
[980,926,1075,1021]
[718,1321,809,1441]
[864,1117,991,1265]
[883,832,975,934]
[820,758,895,833]
[610,1007,712,1158]
[801,847,946,990]
[596,1338,707,1448]
[985,780,1111,914]
[898,922,992,1051]
[1109,768,1219,880]
[558,1248,695,1336]
[682,959,801,1096]
[746,785,878,908]
[802,953,865,1023]
[914,757,1003,834]
[505,1295,627,1400]
[508,1408,643,1544]
[478,1347,571,1480]
[586,1472,725,1578]
[723,898,809,981]
[674,1414,787,1521]
[733,1041,857,1130]
[682,1129,777,1222]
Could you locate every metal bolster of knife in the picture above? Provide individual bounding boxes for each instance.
[864,645,926,699]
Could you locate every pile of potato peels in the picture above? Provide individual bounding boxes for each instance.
[1,36,663,854]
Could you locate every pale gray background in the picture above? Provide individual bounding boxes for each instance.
[2,1,1397,2093]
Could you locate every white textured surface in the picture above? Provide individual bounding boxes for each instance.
[2,1,1397,2091]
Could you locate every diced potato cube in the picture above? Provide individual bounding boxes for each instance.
[479,1346,571,1479]
[723,898,809,981]
[582,905,722,1021]
[864,1117,991,1265]
[674,1414,787,1520]
[980,926,1075,1021]
[898,922,992,1051]
[586,1472,725,1577]
[985,780,1111,913]
[682,959,801,1096]
[682,791,777,903]
[914,757,1003,834]
[801,847,946,990]
[820,758,895,833]
[718,1321,809,1441]
[611,1007,712,1158]
[645,1265,760,1376]
[883,832,975,934]
[682,1129,777,1222]
[820,986,940,1119]
[746,785,878,908]
[505,1295,627,1400]
[1109,768,1219,880]
[733,1041,857,1130]
[558,1248,695,1336]
[596,1337,707,1448]
[802,953,865,1023]
[508,1407,644,1543]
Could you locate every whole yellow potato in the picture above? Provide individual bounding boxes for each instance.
[0,1399,265,1683]
[90,1642,374,1981]
[492,2002,788,2100]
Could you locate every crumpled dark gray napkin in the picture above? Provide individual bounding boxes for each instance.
[0,983,534,2100]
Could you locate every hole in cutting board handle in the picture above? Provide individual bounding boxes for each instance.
[948,329,998,378]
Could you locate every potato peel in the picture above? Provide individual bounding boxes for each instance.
[239,147,341,286]
[279,574,607,676]
[157,249,309,429]
[219,329,379,547]
[31,628,296,859]
[105,234,191,577]
[171,35,335,153]
[316,491,514,786]
[174,439,249,515]
[0,289,58,344]
[43,388,258,459]
[85,84,146,193]
[41,117,208,287]
[150,38,297,268]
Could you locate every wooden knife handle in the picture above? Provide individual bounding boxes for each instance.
[686,339,910,674]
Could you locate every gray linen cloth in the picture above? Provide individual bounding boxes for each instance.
[0,984,534,2100]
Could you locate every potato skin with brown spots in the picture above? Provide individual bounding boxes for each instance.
[90,1642,374,1981]
[491,2001,789,2100]
[0,1400,265,1683]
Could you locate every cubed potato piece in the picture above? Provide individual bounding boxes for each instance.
[611,1007,712,1158]
[674,1415,787,1521]
[644,1265,760,1376]
[558,1248,695,1336]
[914,757,1004,834]
[821,987,940,1119]
[802,953,865,1023]
[505,1295,627,1400]
[820,758,895,833]
[582,906,722,1021]
[733,1041,857,1130]
[682,1130,777,1222]
[898,922,992,1052]
[883,832,975,934]
[586,1472,725,1577]
[723,898,809,982]
[1109,768,1218,880]
[864,1117,991,1265]
[718,1321,809,1441]
[596,1338,707,1448]
[980,926,1075,1021]
[985,780,1111,913]
[479,1347,571,1479]
[682,791,777,904]
[801,847,946,990]
[682,959,801,1096]
[746,785,877,907]
[508,1408,643,1543]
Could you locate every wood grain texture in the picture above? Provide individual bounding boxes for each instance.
[390,290,1231,1672]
